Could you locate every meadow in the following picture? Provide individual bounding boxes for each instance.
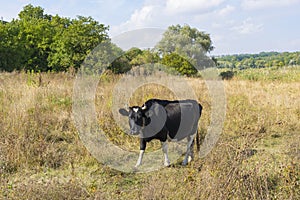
[0,67,299,199]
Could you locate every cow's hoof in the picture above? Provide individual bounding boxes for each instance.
[132,166,139,172]
[164,161,171,167]
[182,160,188,166]
[134,164,141,168]
[133,164,141,171]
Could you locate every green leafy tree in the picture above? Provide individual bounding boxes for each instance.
[156,24,214,55]
[255,60,266,68]
[124,47,143,61]
[109,56,130,74]
[296,55,300,65]
[0,4,110,72]
[108,47,141,74]
[18,4,51,20]
[0,4,52,71]
[155,24,214,75]
[130,49,160,66]
[161,52,197,76]
[108,48,160,74]
[18,9,54,71]
[0,21,26,71]
[48,16,109,71]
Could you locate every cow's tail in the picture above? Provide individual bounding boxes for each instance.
[196,103,203,153]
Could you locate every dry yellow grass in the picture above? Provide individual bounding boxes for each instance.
[0,69,299,199]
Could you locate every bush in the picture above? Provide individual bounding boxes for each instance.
[220,70,234,80]
[161,53,198,76]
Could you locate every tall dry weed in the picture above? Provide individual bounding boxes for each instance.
[0,70,299,199]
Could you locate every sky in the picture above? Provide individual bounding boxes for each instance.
[1,0,300,55]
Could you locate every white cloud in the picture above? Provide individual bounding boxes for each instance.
[231,18,263,35]
[216,5,235,16]
[110,4,164,36]
[127,5,156,27]
[111,0,228,35]
[242,0,300,10]
[165,0,225,15]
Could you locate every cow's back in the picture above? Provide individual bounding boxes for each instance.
[145,99,201,141]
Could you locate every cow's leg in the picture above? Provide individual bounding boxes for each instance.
[135,150,144,167]
[189,130,198,161]
[161,141,170,166]
[135,139,146,167]
[189,139,195,161]
[182,133,196,165]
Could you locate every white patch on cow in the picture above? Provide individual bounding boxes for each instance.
[182,133,196,165]
[188,156,192,163]
[162,142,170,166]
[135,150,144,167]
[141,105,147,110]
[133,107,139,112]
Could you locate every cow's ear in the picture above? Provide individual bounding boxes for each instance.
[119,108,129,116]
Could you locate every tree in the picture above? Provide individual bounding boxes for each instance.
[108,47,142,74]
[108,48,160,74]
[18,4,50,20]
[48,16,109,71]
[0,21,26,71]
[156,24,214,55]
[130,49,160,66]
[296,55,300,65]
[18,12,54,71]
[124,47,143,61]
[0,4,52,71]
[0,4,110,72]
[155,24,214,75]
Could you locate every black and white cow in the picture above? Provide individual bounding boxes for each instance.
[119,99,202,167]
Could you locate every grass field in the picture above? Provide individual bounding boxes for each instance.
[0,67,299,199]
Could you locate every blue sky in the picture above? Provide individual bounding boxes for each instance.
[1,0,300,55]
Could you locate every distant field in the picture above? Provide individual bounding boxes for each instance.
[0,68,299,199]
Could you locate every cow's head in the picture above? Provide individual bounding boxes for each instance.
[119,105,152,135]
[119,102,167,136]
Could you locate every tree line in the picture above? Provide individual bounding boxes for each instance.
[217,51,300,69]
[0,5,214,76]
[1,4,298,75]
